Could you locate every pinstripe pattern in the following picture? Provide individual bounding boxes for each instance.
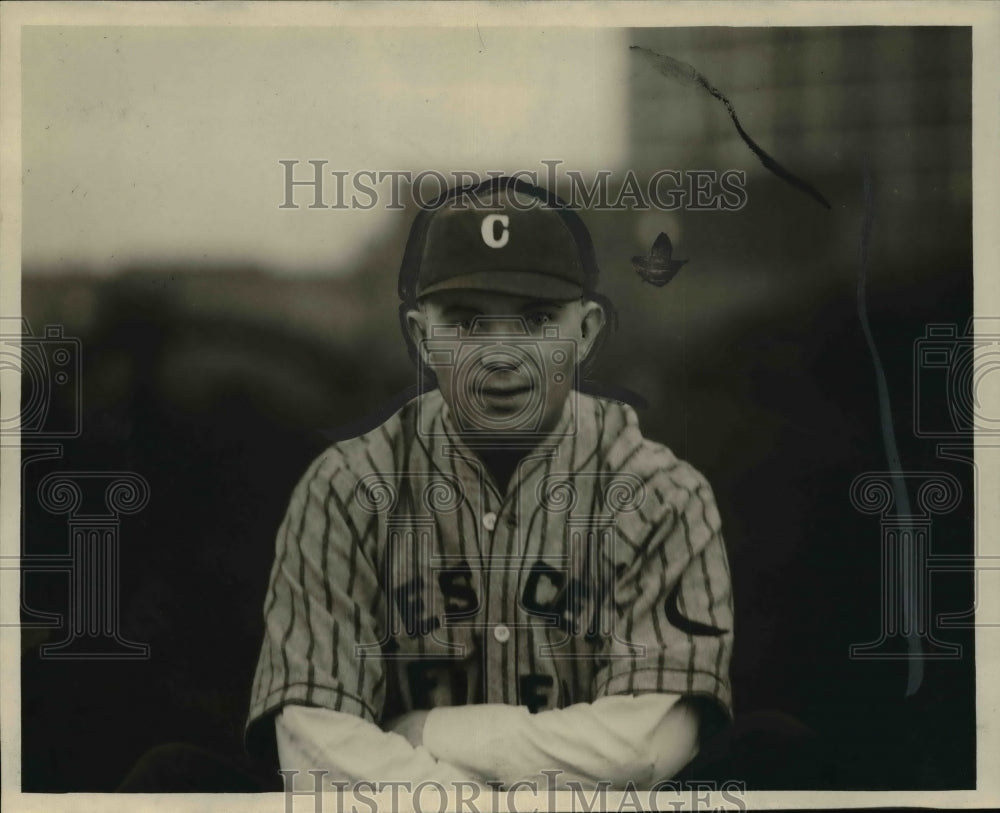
[246,388,733,748]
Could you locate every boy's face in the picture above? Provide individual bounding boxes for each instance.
[406,289,605,438]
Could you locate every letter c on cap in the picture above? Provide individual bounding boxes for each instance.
[481,214,510,249]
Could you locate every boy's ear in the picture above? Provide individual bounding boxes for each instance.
[578,299,607,361]
[404,307,430,364]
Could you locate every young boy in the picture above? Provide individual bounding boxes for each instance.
[245,177,734,789]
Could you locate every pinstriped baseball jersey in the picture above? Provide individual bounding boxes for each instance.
[246,388,733,751]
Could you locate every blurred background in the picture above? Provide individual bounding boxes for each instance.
[16,26,974,790]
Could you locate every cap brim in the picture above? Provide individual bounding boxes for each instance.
[417,270,583,301]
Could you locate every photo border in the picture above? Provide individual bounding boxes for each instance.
[2,1,998,810]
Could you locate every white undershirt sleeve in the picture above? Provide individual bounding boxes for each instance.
[276,705,480,787]
[422,693,700,789]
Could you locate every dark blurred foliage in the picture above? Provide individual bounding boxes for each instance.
[18,27,974,791]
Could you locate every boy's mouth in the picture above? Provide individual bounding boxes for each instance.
[479,383,533,399]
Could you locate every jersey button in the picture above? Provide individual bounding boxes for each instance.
[482,512,498,532]
[493,624,511,644]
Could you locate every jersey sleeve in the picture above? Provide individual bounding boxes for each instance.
[245,448,386,758]
[591,461,734,727]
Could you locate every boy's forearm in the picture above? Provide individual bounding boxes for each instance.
[276,705,483,788]
[421,693,699,788]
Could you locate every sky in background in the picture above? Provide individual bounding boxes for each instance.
[22,26,628,276]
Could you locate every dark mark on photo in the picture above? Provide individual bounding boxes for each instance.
[631,44,832,210]
[631,231,687,287]
[855,162,921,695]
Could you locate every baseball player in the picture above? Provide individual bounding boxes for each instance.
[245,177,734,789]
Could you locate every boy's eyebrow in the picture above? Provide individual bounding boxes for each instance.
[517,300,565,311]
[435,299,566,316]
[438,304,480,316]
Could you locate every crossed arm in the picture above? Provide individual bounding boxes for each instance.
[275,692,701,789]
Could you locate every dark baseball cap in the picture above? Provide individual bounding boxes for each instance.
[400,177,596,302]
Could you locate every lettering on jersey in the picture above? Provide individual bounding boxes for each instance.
[437,561,479,621]
[481,214,510,248]
[664,582,728,637]
[407,660,468,709]
[522,561,594,635]
[522,561,566,619]
[392,577,440,637]
[519,673,556,713]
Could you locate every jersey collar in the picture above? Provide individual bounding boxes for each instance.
[422,389,579,498]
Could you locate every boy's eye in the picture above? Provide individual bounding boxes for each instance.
[526,312,553,327]
[445,316,475,330]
